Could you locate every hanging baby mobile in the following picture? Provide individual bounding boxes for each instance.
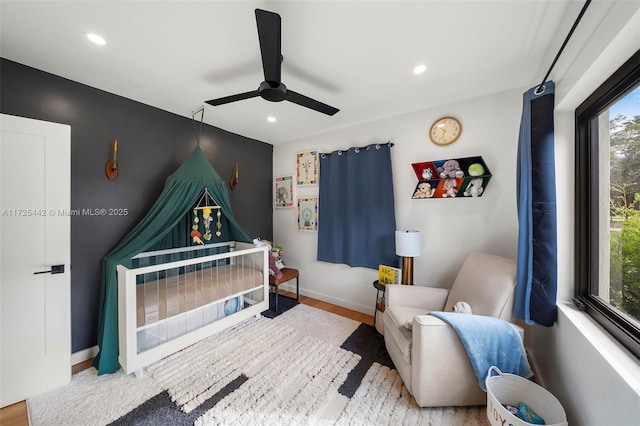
[191,187,223,245]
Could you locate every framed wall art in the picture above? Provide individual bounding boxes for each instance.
[274,175,294,208]
[297,197,318,231]
[296,149,319,185]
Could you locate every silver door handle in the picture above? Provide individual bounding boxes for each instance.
[34,264,65,275]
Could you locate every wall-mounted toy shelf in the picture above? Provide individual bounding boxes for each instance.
[411,156,492,199]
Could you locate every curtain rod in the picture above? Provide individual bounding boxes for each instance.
[535,0,591,95]
[320,141,394,156]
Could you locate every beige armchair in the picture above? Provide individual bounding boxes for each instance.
[383,251,520,407]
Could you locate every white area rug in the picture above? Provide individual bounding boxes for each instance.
[28,304,487,425]
[27,367,162,425]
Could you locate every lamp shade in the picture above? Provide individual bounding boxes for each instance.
[395,230,421,257]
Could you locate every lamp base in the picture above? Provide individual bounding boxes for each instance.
[401,257,414,285]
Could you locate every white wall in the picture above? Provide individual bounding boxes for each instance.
[273,87,523,314]
[272,1,640,424]
[526,2,640,425]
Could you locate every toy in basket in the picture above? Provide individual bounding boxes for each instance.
[486,366,567,426]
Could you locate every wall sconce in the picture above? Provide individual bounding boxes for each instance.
[105,139,119,180]
[229,162,239,190]
[395,230,421,285]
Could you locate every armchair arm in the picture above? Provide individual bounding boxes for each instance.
[409,315,486,407]
[385,284,449,311]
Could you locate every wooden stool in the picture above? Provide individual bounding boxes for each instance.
[269,268,299,311]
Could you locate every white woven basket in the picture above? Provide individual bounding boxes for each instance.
[486,366,568,426]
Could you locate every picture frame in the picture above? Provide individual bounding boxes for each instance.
[296,149,319,185]
[274,175,294,208]
[297,197,318,231]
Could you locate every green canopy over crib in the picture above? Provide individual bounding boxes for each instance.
[93,145,251,375]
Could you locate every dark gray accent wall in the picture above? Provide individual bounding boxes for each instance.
[0,58,273,353]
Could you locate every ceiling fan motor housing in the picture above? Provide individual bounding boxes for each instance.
[259,81,287,102]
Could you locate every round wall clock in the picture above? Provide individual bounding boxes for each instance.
[429,116,462,146]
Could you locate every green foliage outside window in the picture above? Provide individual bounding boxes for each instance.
[609,114,640,324]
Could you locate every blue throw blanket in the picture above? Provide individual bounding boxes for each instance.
[429,311,532,391]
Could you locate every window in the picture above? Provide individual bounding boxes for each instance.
[575,49,640,358]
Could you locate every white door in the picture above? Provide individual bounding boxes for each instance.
[0,114,71,407]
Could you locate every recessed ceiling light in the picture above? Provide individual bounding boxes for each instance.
[413,64,427,75]
[86,33,106,46]
[267,116,277,123]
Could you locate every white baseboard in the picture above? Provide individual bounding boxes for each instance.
[276,282,372,315]
[71,345,99,366]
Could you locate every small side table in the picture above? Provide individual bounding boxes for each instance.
[372,280,386,334]
[269,268,299,312]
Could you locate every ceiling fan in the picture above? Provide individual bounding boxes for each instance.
[205,9,339,116]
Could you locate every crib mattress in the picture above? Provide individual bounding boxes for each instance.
[136,265,263,327]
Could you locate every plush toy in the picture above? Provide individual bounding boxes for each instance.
[412,182,435,199]
[253,238,283,279]
[438,159,464,179]
[268,251,283,279]
[463,178,484,197]
[441,178,458,197]
[468,163,485,176]
[421,168,433,180]
[272,245,285,270]
[453,301,473,314]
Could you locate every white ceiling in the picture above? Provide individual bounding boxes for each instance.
[0,0,572,145]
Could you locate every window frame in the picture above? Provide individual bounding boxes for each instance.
[575,49,640,359]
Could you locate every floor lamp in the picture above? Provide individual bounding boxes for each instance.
[395,230,421,285]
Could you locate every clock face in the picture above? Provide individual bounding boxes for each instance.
[429,117,462,145]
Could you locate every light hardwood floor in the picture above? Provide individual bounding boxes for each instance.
[0,292,373,426]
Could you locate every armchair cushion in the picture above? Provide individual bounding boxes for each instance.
[384,306,424,361]
[443,252,517,321]
[385,284,449,311]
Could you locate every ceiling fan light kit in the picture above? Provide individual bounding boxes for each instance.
[206,9,339,116]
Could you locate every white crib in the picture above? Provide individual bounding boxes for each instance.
[117,241,268,377]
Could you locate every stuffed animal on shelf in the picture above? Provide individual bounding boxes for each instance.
[441,179,458,197]
[468,163,485,176]
[438,159,464,179]
[412,182,436,199]
[463,178,484,197]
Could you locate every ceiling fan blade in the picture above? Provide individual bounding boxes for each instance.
[255,9,281,83]
[286,90,340,116]
[205,90,260,106]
